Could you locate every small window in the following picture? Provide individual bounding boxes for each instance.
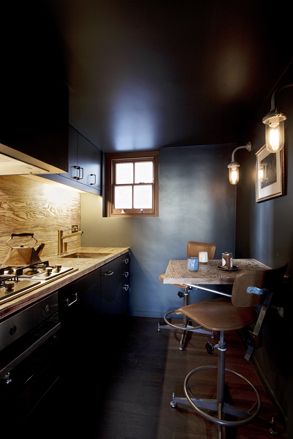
[105,151,159,217]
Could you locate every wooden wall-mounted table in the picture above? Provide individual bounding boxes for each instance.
[162,259,270,286]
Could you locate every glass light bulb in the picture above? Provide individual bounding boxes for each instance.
[263,112,286,153]
[268,126,280,152]
[228,164,240,185]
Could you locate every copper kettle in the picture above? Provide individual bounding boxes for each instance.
[2,233,45,266]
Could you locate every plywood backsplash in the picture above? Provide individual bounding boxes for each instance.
[0,175,81,263]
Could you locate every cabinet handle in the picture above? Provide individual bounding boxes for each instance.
[89,173,97,185]
[71,166,84,181]
[123,271,129,278]
[122,284,129,293]
[79,167,84,180]
[72,165,80,180]
[124,258,129,264]
[104,270,114,276]
[65,292,78,307]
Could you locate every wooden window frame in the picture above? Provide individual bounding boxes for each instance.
[105,151,159,217]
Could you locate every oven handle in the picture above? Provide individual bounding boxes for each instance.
[0,322,61,376]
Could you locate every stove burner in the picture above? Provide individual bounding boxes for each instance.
[0,261,50,277]
[0,261,77,304]
[0,275,41,302]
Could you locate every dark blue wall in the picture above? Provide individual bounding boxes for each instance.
[81,144,236,317]
[236,84,293,431]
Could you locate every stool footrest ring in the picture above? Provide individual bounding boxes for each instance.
[163,309,213,336]
[180,365,260,427]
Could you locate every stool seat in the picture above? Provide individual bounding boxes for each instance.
[178,300,257,332]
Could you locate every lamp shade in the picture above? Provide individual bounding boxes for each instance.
[228,161,240,185]
[262,112,286,153]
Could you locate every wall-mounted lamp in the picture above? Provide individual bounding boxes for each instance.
[227,142,252,185]
[262,83,293,153]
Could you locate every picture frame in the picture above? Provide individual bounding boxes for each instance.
[255,145,285,203]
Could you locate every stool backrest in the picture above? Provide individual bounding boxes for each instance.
[231,270,267,307]
[187,241,216,259]
[264,264,287,292]
[232,265,287,308]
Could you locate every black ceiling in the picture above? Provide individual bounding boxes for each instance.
[8,1,293,152]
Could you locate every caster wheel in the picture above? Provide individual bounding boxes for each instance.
[170,393,177,408]
[206,341,214,354]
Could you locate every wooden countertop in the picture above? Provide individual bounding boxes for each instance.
[0,247,129,320]
[163,258,270,285]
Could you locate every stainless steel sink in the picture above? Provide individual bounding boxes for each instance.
[61,252,111,258]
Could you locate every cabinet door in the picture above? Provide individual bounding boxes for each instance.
[68,126,79,179]
[100,254,130,315]
[44,126,102,195]
[1,3,68,172]
[58,270,100,331]
[58,270,100,368]
[77,133,102,192]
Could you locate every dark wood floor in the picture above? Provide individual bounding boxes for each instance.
[14,316,287,439]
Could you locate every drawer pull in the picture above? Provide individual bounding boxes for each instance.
[104,270,114,276]
[65,292,78,307]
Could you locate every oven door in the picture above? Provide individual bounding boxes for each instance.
[0,293,61,429]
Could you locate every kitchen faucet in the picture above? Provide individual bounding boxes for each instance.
[57,229,83,255]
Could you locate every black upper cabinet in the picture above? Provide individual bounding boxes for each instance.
[0,2,68,172]
[44,125,102,195]
[68,126,102,194]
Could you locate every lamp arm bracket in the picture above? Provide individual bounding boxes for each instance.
[270,83,293,112]
[231,142,252,162]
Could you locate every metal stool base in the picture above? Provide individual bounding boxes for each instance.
[171,364,260,428]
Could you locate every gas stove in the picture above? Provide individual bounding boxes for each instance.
[0,261,77,304]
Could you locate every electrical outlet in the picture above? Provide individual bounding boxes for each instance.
[71,225,79,233]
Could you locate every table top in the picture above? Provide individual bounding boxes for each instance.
[162,258,270,285]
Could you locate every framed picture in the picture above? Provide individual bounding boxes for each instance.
[255,145,285,202]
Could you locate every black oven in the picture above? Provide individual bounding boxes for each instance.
[0,292,61,432]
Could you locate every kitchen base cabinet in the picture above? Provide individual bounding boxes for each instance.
[58,251,130,339]
[58,270,99,331]
[58,252,130,377]
[99,253,130,315]
[58,270,101,378]
[59,252,130,322]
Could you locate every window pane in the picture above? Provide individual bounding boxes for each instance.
[116,163,133,184]
[133,185,152,208]
[134,161,153,183]
[114,186,132,208]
